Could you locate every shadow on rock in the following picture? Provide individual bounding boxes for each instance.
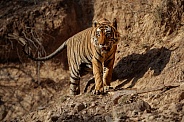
[113,47,172,89]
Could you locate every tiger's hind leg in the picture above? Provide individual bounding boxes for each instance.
[69,67,81,95]
[70,77,80,95]
[84,77,95,93]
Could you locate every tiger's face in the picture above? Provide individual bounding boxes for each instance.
[92,18,120,53]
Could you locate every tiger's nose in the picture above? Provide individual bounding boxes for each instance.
[100,44,105,46]
[99,44,106,48]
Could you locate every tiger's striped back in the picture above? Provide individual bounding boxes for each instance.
[66,28,95,95]
[67,27,93,69]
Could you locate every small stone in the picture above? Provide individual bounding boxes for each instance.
[179,83,184,90]
[75,103,86,112]
[51,116,59,122]
[112,90,136,105]
[112,106,128,121]
[181,116,184,122]
[168,103,177,113]
[82,110,87,114]
[148,115,155,120]
[91,102,96,107]
[105,104,110,111]
[70,103,75,108]
[0,105,7,120]
[131,110,138,117]
[158,105,165,112]
[136,99,151,112]
[37,106,46,110]
[182,105,184,112]
[105,115,113,122]
[96,106,103,113]
[93,115,103,121]
[178,92,184,102]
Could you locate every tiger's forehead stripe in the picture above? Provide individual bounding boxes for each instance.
[97,25,112,32]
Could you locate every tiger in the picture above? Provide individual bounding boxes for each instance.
[24,18,120,95]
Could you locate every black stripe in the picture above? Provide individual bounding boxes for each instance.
[88,41,93,55]
[78,42,84,62]
[73,55,78,69]
[86,47,93,63]
[70,81,79,86]
[94,56,102,64]
[68,40,78,77]
[70,38,78,72]
[70,76,80,81]
[104,59,112,67]
[71,69,78,78]
[104,52,114,62]
[85,36,93,63]
[94,48,103,58]
[71,66,80,77]
[85,56,91,63]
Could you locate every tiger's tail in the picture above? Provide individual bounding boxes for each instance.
[23,41,67,61]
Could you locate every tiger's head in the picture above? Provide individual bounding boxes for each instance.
[91,18,120,53]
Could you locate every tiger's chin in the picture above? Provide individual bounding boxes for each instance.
[101,47,111,54]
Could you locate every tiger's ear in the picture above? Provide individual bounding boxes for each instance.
[113,18,117,30]
[93,21,98,27]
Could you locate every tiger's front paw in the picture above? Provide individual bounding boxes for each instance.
[92,88,104,95]
[92,89,101,95]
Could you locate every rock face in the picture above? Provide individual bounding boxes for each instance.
[0,0,184,122]
[0,0,94,65]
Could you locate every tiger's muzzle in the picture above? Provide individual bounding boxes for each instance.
[99,44,110,53]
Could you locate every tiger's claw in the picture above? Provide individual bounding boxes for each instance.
[92,89,101,95]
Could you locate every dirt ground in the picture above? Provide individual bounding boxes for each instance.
[0,0,184,121]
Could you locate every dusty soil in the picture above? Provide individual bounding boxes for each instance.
[0,0,184,121]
